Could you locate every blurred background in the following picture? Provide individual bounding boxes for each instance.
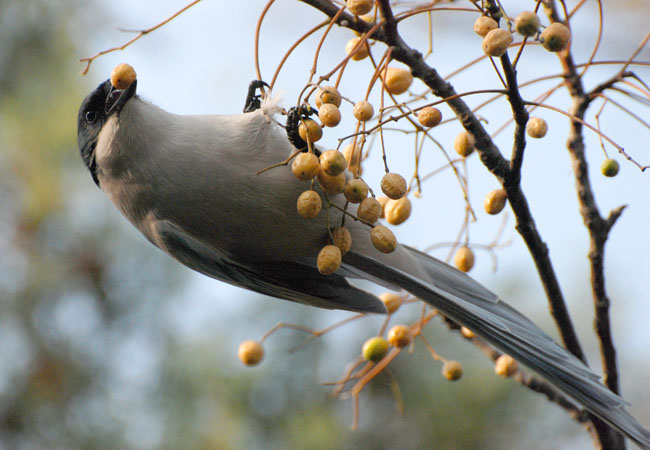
[1,0,648,449]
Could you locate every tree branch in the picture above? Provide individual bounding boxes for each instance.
[544,1,627,447]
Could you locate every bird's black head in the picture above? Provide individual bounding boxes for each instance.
[77,79,137,186]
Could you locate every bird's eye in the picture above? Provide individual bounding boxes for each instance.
[85,111,97,123]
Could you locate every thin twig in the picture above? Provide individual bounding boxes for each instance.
[79,0,203,75]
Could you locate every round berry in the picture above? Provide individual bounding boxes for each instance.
[317,245,342,275]
[442,360,463,381]
[495,354,519,377]
[317,169,346,195]
[357,197,382,224]
[298,119,323,143]
[601,159,620,177]
[383,67,413,95]
[318,103,341,127]
[362,336,389,362]
[376,196,390,218]
[297,190,322,219]
[110,63,137,90]
[347,0,374,16]
[344,178,369,203]
[342,143,359,165]
[482,28,513,57]
[353,101,374,121]
[379,292,403,314]
[371,225,397,254]
[380,172,407,199]
[483,189,507,215]
[417,107,442,127]
[345,37,369,61]
[526,117,548,138]
[291,152,320,180]
[454,246,475,273]
[541,22,571,52]
[515,11,540,37]
[460,327,475,339]
[387,325,412,348]
[315,86,342,108]
[238,340,264,366]
[320,150,347,176]
[454,131,475,157]
[331,226,352,255]
[384,197,411,225]
[473,16,498,38]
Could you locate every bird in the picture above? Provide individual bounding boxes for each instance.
[77,77,650,448]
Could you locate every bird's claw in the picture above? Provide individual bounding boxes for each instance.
[243,80,270,113]
[286,104,319,153]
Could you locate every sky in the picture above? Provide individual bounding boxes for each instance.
[77,0,650,439]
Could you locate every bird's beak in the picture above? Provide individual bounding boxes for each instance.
[103,79,137,114]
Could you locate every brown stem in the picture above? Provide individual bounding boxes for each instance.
[544,1,626,447]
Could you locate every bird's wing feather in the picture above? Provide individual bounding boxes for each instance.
[342,251,650,448]
[153,219,386,313]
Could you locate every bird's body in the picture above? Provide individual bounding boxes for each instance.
[78,79,650,448]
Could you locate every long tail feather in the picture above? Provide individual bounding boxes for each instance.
[343,252,650,449]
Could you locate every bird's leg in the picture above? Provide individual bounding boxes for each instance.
[285,104,320,155]
[243,80,270,113]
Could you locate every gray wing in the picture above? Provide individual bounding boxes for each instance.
[152,220,386,313]
[342,250,650,449]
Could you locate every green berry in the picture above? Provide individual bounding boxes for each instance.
[601,159,620,177]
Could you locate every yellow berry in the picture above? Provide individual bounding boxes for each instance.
[454,246,475,273]
[442,360,463,381]
[383,67,413,95]
[298,119,323,143]
[342,143,359,164]
[357,197,382,224]
[495,354,519,377]
[291,152,320,180]
[320,150,347,176]
[601,159,620,177]
[515,11,540,37]
[376,196,390,218]
[454,131,475,157]
[483,189,507,215]
[317,169,346,195]
[417,106,442,128]
[315,86,342,108]
[388,325,412,348]
[317,245,342,275]
[526,117,548,138]
[541,22,571,52]
[342,144,362,175]
[353,101,374,121]
[384,197,411,225]
[347,0,374,16]
[296,190,322,219]
[482,28,513,57]
[460,327,475,339]
[371,225,397,254]
[344,178,369,203]
[110,63,137,90]
[362,336,389,362]
[318,104,341,127]
[473,16,498,38]
[380,172,407,200]
[379,292,403,314]
[238,340,264,366]
[345,37,369,61]
[331,227,352,255]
